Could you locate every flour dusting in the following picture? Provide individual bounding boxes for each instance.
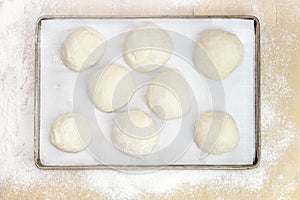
[170,0,202,8]
[0,0,299,199]
[0,0,57,186]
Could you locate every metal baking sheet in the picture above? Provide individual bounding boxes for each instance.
[34,15,260,169]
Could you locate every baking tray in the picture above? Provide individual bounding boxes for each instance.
[34,15,260,170]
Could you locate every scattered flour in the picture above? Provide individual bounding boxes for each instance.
[170,0,203,8]
[108,0,135,11]
[0,0,298,198]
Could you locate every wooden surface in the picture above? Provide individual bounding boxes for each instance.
[1,0,300,199]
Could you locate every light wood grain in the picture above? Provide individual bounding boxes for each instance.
[1,0,300,199]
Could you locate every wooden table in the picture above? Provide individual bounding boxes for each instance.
[1,0,300,199]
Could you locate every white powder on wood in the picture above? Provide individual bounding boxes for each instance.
[170,0,202,8]
[0,0,298,198]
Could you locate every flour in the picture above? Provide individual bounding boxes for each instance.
[0,0,299,199]
[170,0,202,8]
[0,0,60,186]
[108,0,134,11]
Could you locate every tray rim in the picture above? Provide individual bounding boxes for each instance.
[34,15,261,170]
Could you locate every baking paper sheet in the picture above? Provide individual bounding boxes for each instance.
[38,18,256,167]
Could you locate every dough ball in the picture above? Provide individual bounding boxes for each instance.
[146,69,189,119]
[61,27,105,72]
[112,109,158,156]
[50,113,92,153]
[193,30,243,80]
[87,64,135,112]
[194,111,239,154]
[123,23,173,72]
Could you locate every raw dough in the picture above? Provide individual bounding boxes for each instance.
[50,113,92,153]
[146,69,189,119]
[123,23,173,72]
[112,109,158,156]
[61,27,105,72]
[87,64,135,112]
[194,111,239,154]
[193,30,243,80]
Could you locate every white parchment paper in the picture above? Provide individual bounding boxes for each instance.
[39,18,256,166]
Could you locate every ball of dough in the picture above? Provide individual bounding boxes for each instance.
[193,30,243,80]
[50,113,92,153]
[147,69,189,119]
[87,64,135,112]
[194,111,239,154]
[123,23,173,72]
[61,27,105,72]
[112,109,158,156]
